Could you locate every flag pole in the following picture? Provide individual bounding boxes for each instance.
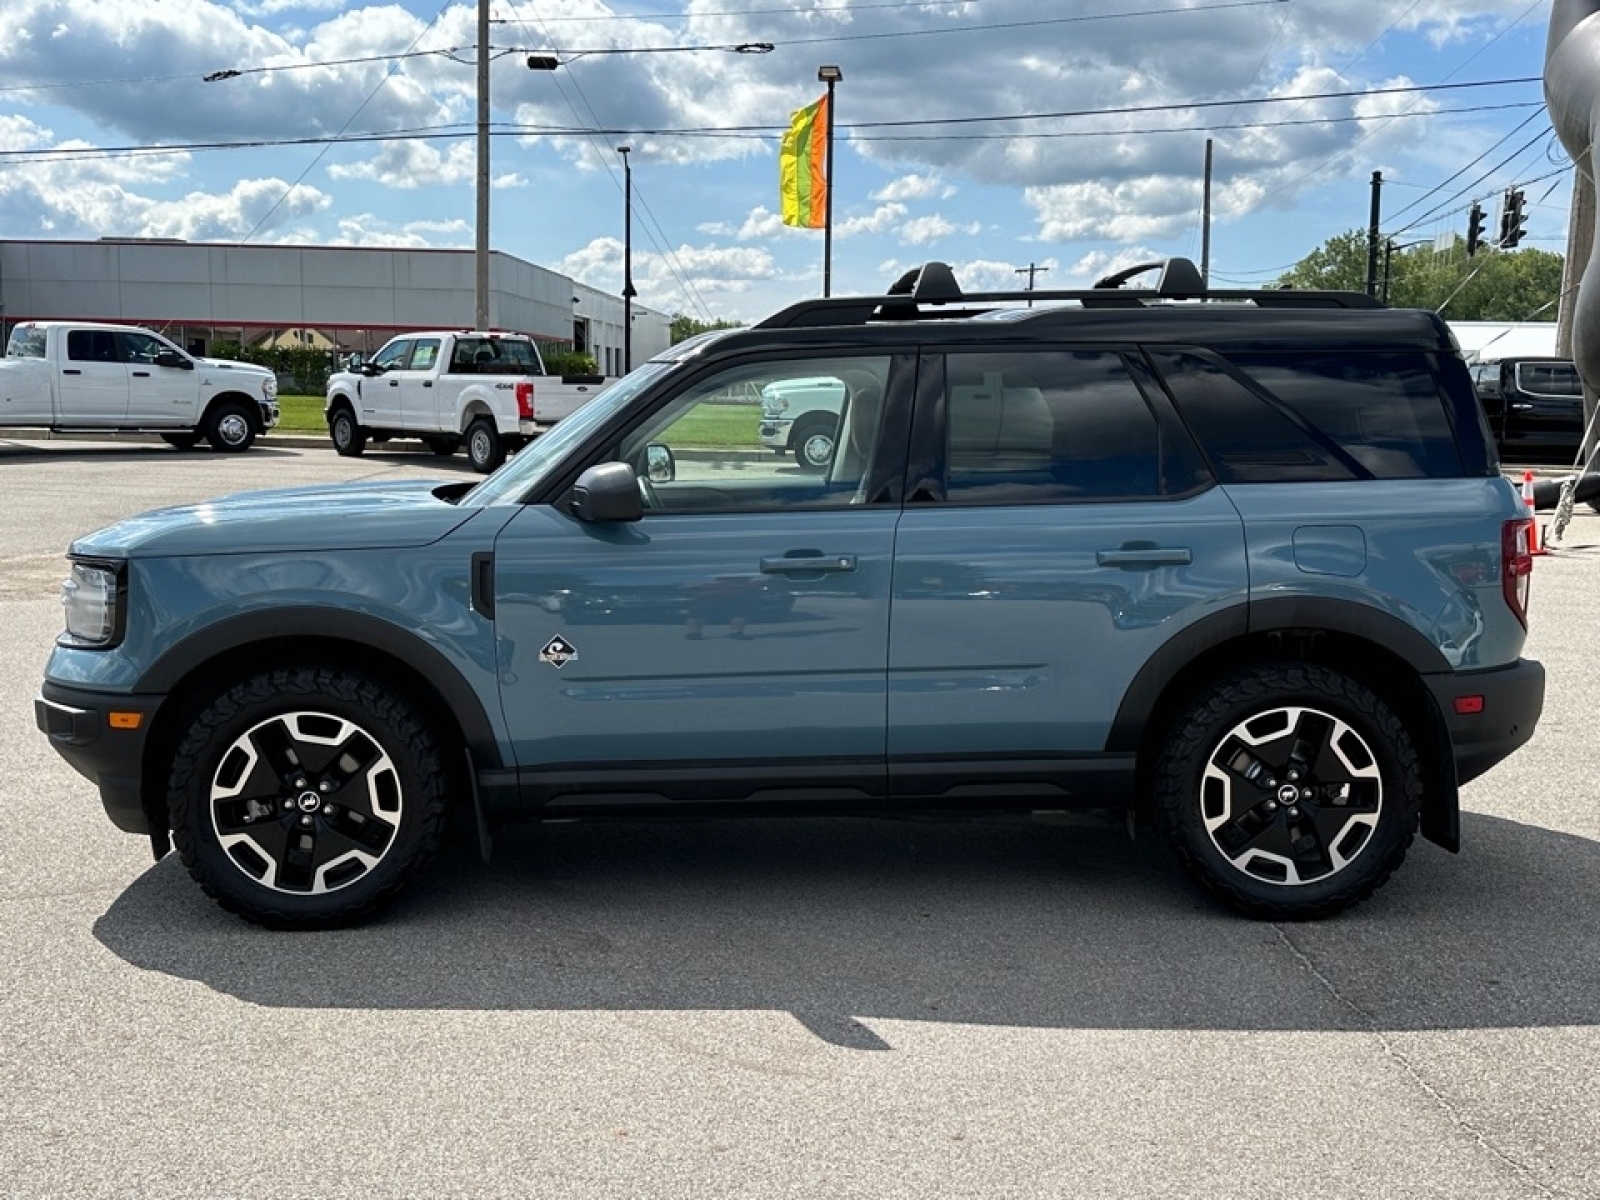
[818,65,842,297]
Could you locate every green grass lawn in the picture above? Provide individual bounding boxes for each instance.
[274,394,762,448]
[274,394,326,434]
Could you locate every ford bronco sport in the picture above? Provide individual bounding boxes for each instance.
[36,258,1544,927]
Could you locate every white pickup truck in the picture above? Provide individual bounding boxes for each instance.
[323,330,614,472]
[1,321,280,451]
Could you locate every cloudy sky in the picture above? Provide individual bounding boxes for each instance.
[0,0,1569,324]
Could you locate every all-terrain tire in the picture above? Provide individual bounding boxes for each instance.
[329,405,367,457]
[1150,662,1423,920]
[466,417,505,473]
[167,667,450,929]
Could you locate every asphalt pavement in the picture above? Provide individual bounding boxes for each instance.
[3,439,1600,1198]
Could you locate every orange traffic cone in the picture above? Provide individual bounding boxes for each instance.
[1522,471,1548,556]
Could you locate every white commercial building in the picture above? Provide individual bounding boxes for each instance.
[0,238,670,376]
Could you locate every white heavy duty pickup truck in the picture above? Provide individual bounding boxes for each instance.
[323,331,614,472]
[0,321,280,451]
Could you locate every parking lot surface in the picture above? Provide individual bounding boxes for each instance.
[4,438,1600,1198]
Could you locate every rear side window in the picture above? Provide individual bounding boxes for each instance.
[941,350,1163,504]
[66,330,119,364]
[1515,362,1581,397]
[408,339,441,371]
[1152,349,1463,481]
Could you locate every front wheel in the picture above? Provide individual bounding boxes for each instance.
[790,415,837,474]
[466,417,505,473]
[329,406,367,457]
[167,667,450,928]
[1151,663,1422,920]
[205,401,256,453]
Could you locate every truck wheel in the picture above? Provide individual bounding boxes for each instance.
[329,406,367,457]
[162,433,200,451]
[166,666,450,929]
[466,417,505,473]
[205,401,256,453]
[424,435,460,457]
[790,414,837,474]
[1150,663,1422,920]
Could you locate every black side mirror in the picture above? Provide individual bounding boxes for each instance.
[571,462,643,523]
[154,349,193,370]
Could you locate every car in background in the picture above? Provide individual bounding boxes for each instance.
[758,375,845,472]
[1472,357,1584,461]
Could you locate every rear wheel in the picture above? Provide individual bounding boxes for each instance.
[167,667,450,929]
[1151,663,1422,920]
[466,417,505,473]
[329,405,366,457]
[205,401,256,453]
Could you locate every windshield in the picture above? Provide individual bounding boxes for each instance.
[464,361,675,506]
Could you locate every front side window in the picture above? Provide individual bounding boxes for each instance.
[118,332,168,365]
[370,339,413,371]
[614,356,894,513]
[941,350,1162,504]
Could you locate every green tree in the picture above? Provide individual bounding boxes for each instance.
[1276,229,1564,321]
[670,313,744,344]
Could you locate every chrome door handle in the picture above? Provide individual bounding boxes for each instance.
[761,552,857,574]
[1096,547,1192,567]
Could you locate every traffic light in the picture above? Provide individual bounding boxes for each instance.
[1466,202,1485,256]
[1498,188,1527,249]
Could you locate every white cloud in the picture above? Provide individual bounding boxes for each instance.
[327,213,470,248]
[871,173,955,203]
[328,140,477,188]
[899,214,982,246]
[837,203,908,238]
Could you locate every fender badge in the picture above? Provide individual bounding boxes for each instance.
[539,636,579,669]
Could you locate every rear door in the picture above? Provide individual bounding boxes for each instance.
[56,329,129,422]
[396,337,442,431]
[886,346,1248,798]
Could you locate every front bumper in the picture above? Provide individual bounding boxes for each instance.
[259,399,281,431]
[758,418,792,451]
[35,683,166,834]
[1425,657,1544,785]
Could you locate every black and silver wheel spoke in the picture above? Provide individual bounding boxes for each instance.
[1202,705,1383,887]
[210,710,404,895]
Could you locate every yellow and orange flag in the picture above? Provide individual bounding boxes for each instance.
[779,92,829,228]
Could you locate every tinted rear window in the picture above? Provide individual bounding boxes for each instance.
[450,337,543,375]
[1152,349,1463,481]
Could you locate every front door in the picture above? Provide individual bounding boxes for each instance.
[887,348,1248,788]
[119,331,195,426]
[57,329,129,422]
[360,338,411,428]
[491,352,910,799]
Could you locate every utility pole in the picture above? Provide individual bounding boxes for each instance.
[474,0,491,331]
[1366,170,1383,299]
[618,145,636,375]
[1014,263,1049,306]
[1201,138,1213,287]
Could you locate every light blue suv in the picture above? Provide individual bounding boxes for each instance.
[36,260,1545,927]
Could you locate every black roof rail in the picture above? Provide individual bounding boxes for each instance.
[755,258,1382,328]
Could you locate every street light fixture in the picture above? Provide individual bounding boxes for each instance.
[618,145,637,374]
[816,65,842,298]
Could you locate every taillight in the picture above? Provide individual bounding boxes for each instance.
[1501,518,1533,627]
[516,381,534,420]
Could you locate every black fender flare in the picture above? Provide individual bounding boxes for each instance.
[135,607,504,769]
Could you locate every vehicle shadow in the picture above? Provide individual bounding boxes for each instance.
[92,811,1600,1045]
[0,442,303,463]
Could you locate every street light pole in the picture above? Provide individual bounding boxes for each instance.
[618,145,636,374]
[817,65,842,298]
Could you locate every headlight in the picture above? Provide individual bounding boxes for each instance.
[261,375,278,399]
[60,560,124,648]
[762,394,788,416]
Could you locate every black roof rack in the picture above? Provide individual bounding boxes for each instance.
[755,257,1382,329]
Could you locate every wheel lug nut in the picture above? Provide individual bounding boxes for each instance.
[300,815,314,827]
[293,777,307,789]
[1263,777,1277,789]
[319,780,333,793]
[323,805,337,818]
[1301,788,1314,801]
[1264,800,1278,813]
[1288,807,1301,820]
[1287,770,1300,782]
[283,799,295,811]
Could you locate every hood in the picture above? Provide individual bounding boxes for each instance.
[70,479,479,559]
[193,356,273,378]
